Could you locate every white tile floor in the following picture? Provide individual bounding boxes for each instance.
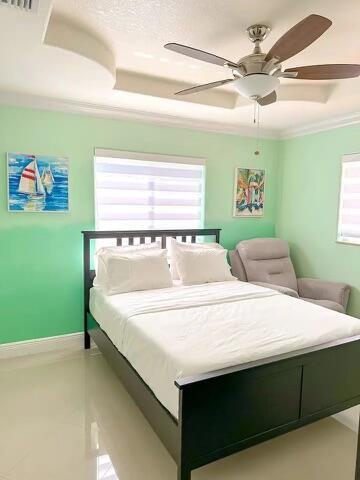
[0,348,358,480]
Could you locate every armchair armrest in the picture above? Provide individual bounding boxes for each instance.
[251,282,299,298]
[297,277,350,310]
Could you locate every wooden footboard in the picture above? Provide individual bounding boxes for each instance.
[177,335,360,479]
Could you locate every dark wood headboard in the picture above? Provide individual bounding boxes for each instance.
[82,228,221,344]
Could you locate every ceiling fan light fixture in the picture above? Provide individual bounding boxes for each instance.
[232,74,280,99]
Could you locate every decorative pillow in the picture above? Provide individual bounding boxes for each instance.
[102,250,173,295]
[94,241,161,287]
[176,248,236,285]
[169,238,224,280]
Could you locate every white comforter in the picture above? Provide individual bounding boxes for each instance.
[90,281,360,418]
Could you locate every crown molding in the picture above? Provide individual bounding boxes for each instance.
[0,90,279,139]
[280,111,360,139]
[1,90,359,140]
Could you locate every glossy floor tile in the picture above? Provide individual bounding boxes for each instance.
[0,348,358,480]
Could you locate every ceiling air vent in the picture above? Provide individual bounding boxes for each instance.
[0,0,38,12]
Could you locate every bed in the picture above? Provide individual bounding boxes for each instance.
[83,228,360,480]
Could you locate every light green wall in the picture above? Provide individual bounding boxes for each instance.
[277,125,360,318]
[0,105,280,344]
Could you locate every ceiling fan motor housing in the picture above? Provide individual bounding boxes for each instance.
[231,53,281,100]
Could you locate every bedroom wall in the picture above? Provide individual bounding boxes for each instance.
[277,124,360,318]
[0,105,280,344]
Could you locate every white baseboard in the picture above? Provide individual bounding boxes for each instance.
[0,332,86,360]
[333,407,359,433]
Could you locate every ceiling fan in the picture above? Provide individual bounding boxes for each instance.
[164,14,360,106]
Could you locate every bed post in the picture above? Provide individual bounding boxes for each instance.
[84,326,91,350]
[83,233,91,350]
[177,466,191,480]
[177,389,192,480]
[356,411,360,479]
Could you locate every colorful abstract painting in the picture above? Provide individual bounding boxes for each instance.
[233,167,265,217]
[8,153,69,212]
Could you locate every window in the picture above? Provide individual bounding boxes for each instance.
[337,153,360,245]
[94,149,205,232]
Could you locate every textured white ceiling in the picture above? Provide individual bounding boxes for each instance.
[0,0,359,133]
[54,0,360,80]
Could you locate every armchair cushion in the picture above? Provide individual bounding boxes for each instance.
[297,277,350,310]
[251,281,299,298]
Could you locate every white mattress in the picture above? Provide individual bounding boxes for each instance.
[89,281,360,418]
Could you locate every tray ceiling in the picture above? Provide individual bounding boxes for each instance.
[0,0,359,135]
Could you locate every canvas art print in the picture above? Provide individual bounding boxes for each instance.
[233,167,265,217]
[8,153,69,212]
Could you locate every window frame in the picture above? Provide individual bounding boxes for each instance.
[93,148,206,232]
[336,152,360,246]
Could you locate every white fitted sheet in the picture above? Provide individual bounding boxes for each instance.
[89,281,360,418]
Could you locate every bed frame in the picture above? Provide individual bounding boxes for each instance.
[83,228,360,480]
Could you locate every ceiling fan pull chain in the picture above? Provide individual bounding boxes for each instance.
[255,102,260,156]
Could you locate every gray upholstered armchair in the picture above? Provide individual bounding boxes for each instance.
[230,238,350,313]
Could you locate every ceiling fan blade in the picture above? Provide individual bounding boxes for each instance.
[175,78,235,96]
[164,43,238,68]
[265,14,332,63]
[285,64,360,80]
[257,91,277,106]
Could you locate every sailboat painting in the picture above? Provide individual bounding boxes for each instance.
[8,153,69,212]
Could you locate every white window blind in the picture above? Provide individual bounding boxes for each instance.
[337,153,360,245]
[94,149,205,232]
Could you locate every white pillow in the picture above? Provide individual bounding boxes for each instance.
[96,240,161,257]
[102,250,173,295]
[94,241,161,287]
[169,238,224,280]
[176,248,236,285]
